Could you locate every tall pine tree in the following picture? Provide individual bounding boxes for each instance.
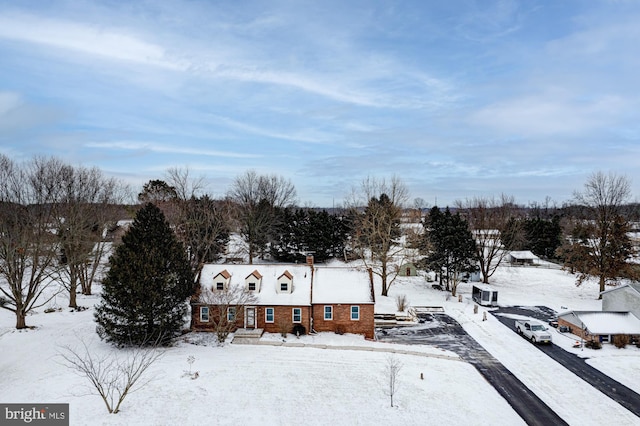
[422,207,478,296]
[95,203,193,346]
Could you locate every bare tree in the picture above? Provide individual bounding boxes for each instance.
[198,285,258,344]
[456,194,519,284]
[0,155,64,328]
[228,170,297,264]
[570,172,635,297]
[384,355,402,408]
[347,176,409,296]
[165,166,208,201]
[59,340,163,414]
[175,196,230,284]
[55,165,126,306]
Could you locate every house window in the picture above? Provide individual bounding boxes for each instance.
[292,308,302,323]
[265,307,274,323]
[216,282,224,290]
[324,305,333,320]
[200,306,209,322]
[227,307,236,322]
[281,283,288,291]
[351,306,360,321]
[248,282,256,291]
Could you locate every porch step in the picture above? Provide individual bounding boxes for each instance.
[232,328,264,344]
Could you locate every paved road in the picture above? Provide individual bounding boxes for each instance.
[377,314,568,426]
[492,306,640,418]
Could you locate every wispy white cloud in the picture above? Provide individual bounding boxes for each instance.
[0,12,186,70]
[85,141,260,159]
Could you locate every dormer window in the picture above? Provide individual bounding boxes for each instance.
[245,270,262,292]
[212,269,231,291]
[276,270,293,294]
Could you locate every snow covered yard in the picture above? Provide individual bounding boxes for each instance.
[378,264,640,425]
[2,263,640,425]
[0,302,521,425]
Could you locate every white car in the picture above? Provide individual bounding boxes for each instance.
[515,319,553,344]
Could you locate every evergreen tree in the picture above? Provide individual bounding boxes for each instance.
[524,215,562,259]
[422,207,478,295]
[95,203,193,346]
[271,208,350,263]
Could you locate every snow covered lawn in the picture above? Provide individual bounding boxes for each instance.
[0,304,521,425]
[2,263,640,425]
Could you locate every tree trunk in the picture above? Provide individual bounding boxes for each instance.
[380,263,388,296]
[598,275,605,299]
[69,282,77,308]
[16,310,27,329]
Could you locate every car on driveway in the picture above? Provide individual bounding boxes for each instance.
[515,319,553,344]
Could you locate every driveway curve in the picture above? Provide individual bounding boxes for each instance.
[376,313,568,426]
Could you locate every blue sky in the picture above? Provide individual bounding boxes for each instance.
[1,0,639,207]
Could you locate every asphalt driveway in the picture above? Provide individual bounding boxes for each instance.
[491,305,640,418]
[376,313,568,426]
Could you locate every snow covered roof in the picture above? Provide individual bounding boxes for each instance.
[600,282,640,297]
[558,311,640,334]
[509,251,539,260]
[312,267,374,304]
[200,264,312,306]
[198,264,374,306]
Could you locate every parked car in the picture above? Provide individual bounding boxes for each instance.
[515,319,553,344]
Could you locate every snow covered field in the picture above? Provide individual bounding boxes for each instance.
[1,263,639,425]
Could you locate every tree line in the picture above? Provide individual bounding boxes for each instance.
[1,154,638,334]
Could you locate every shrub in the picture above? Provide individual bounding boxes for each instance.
[586,340,602,349]
[335,325,346,335]
[395,294,409,312]
[292,324,306,336]
[277,318,291,338]
[613,334,629,349]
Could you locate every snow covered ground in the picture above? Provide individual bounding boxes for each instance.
[1,262,639,425]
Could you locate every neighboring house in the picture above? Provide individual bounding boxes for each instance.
[398,263,418,277]
[508,251,539,266]
[191,263,376,339]
[557,311,640,344]
[601,283,640,320]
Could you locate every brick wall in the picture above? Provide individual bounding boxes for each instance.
[312,304,375,340]
[191,304,312,336]
[256,305,311,335]
[557,318,597,342]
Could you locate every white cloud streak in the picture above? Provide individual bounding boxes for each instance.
[85,141,260,159]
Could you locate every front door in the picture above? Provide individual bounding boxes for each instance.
[246,307,256,328]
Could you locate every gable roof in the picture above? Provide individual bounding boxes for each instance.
[214,269,231,279]
[246,270,263,280]
[509,251,539,260]
[200,264,311,306]
[312,267,374,304]
[600,283,640,297]
[198,264,374,306]
[558,311,640,334]
[279,270,293,280]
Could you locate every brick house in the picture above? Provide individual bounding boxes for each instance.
[557,311,640,344]
[191,263,376,339]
